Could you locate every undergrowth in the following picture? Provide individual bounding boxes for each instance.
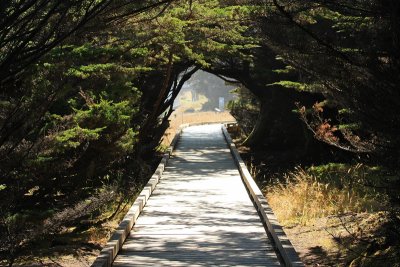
[265,163,390,225]
[0,185,139,266]
[263,163,400,266]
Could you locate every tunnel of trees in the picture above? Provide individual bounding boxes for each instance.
[1,0,400,265]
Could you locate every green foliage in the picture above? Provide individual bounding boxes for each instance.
[272,65,295,74]
[228,85,259,135]
[228,86,259,111]
[133,0,258,67]
[0,3,148,261]
[55,126,104,150]
[337,123,361,130]
[308,163,387,188]
[74,99,133,127]
[270,81,308,91]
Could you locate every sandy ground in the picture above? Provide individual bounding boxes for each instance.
[282,213,374,267]
[284,218,345,266]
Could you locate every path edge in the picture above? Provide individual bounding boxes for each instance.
[222,125,304,267]
[91,127,183,267]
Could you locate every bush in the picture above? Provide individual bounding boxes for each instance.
[266,164,389,225]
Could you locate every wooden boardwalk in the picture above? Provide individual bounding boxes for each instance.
[113,124,281,266]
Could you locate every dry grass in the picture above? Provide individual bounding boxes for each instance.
[265,166,388,226]
[162,108,235,146]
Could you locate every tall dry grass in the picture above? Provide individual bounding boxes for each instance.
[162,109,235,146]
[265,165,388,225]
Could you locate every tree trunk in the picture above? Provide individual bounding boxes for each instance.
[242,87,317,150]
[242,101,269,147]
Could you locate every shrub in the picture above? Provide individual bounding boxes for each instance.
[266,164,389,225]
